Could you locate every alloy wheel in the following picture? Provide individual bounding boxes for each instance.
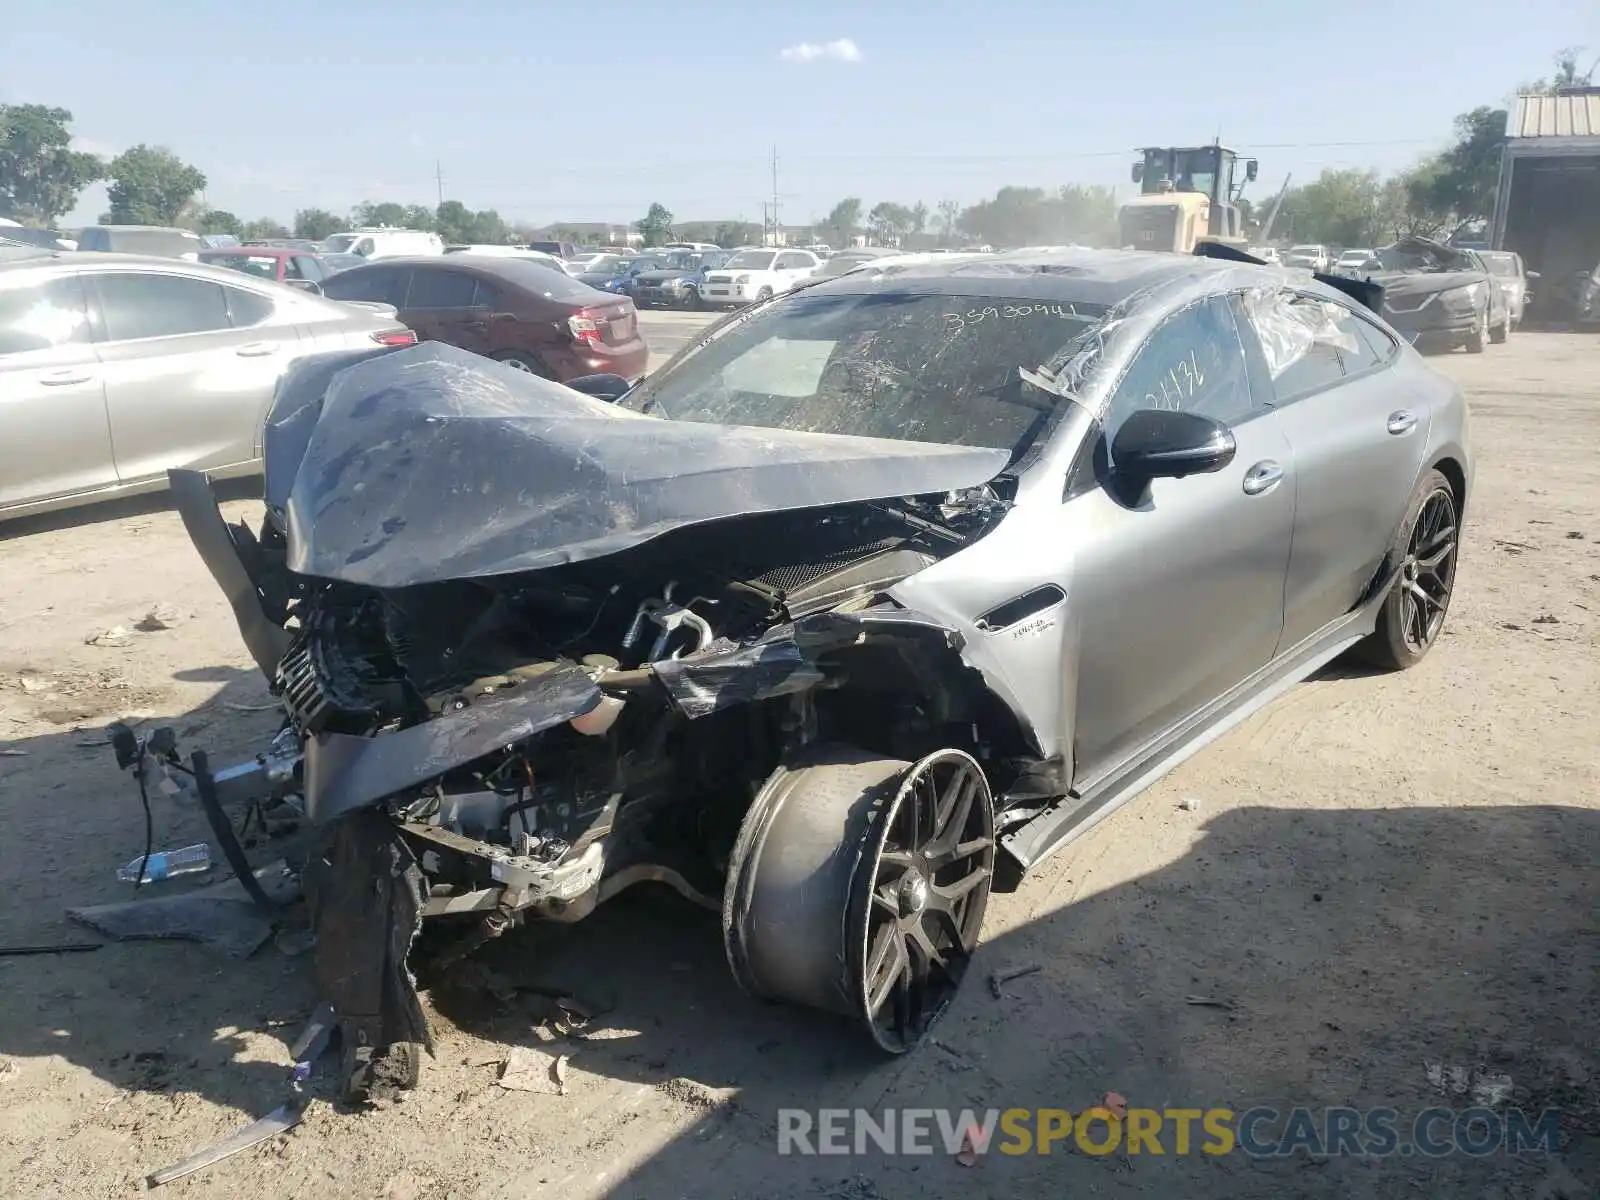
[1398,487,1458,651]
[854,750,996,1053]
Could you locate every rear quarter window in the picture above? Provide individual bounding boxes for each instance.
[497,261,593,301]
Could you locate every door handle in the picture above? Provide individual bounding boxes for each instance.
[1242,460,1284,496]
[235,342,277,358]
[37,369,94,386]
[1387,409,1418,435]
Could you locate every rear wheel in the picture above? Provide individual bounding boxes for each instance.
[1355,468,1460,670]
[724,744,996,1054]
[493,351,552,377]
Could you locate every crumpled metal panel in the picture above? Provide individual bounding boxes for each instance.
[268,342,1010,589]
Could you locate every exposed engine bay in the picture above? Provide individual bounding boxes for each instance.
[274,493,1011,922]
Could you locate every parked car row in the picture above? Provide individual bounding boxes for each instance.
[0,251,417,519]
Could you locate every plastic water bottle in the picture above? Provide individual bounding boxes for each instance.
[117,843,212,884]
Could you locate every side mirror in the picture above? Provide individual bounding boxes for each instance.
[285,278,323,294]
[565,373,632,402]
[1246,158,1259,182]
[1527,270,1541,280]
[1111,409,1237,481]
[1130,163,1144,184]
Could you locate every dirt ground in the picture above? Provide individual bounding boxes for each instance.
[0,319,1595,1199]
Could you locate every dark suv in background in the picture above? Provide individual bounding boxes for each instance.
[321,255,649,381]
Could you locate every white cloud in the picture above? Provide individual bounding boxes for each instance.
[780,38,862,64]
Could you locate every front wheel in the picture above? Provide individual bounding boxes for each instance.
[1465,308,1488,353]
[1489,318,1509,344]
[1355,468,1460,670]
[755,286,774,302]
[680,287,700,310]
[724,744,996,1054]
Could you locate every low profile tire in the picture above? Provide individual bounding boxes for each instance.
[724,744,996,1055]
[1355,468,1460,671]
[1465,308,1488,354]
[492,350,552,377]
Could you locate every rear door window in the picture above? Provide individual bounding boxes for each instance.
[1241,290,1349,405]
[405,268,479,309]
[225,286,275,329]
[0,277,93,355]
[93,273,232,341]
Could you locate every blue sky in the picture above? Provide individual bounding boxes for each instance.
[4,1,1595,229]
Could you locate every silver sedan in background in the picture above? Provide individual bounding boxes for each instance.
[0,251,417,520]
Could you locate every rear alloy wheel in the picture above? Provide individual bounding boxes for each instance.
[1356,468,1459,670]
[493,351,551,377]
[724,745,996,1054]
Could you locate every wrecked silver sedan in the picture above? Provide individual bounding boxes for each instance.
[146,247,1471,1097]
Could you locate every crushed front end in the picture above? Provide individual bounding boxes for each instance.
[152,343,1032,1096]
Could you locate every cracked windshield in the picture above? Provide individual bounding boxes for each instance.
[1,3,1597,1199]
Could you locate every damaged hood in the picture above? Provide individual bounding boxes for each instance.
[272,342,1010,589]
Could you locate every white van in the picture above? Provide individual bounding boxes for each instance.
[322,227,444,260]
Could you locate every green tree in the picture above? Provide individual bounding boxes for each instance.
[0,104,106,224]
[935,199,961,243]
[909,201,928,237]
[1519,46,1596,94]
[241,217,291,241]
[199,209,241,235]
[105,145,206,224]
[635,201,674,246]
[866,201,914,245]
[1405,107,1505,231]
[293,207,342,240]
[820,197,862,246]
[1055,184,1119,244]
[435,200,510,244]
[352,201,407,227]
[957,186,1059,246]
[1277,168,1389,246]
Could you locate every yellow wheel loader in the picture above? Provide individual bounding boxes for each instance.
[1118,143,1258,254]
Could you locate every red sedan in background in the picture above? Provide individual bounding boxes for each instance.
[198,246,334,291]
[320,255,649,382]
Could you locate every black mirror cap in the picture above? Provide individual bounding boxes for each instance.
[565,372,632,402]
[1111,409,1237,480]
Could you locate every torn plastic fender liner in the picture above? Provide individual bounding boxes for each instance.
[168,469,290,681]
[301,663,602,823]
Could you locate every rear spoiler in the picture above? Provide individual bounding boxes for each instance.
[1193,242,1386,316]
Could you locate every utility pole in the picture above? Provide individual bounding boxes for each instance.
[770,145,780,245]
[435,161,445,207]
